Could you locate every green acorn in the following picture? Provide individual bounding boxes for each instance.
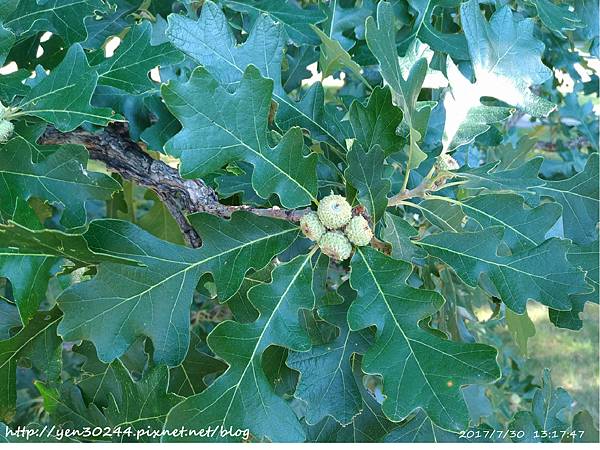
[345,215,373,246]
[317,193,352,229]
[299,211,326,242]
[0,120,14,143]
[319,231,352,261]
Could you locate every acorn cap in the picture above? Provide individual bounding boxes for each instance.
[317,193,352,229]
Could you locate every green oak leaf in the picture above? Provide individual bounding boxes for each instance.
[162,65,317,208]
[349,246,500,430]
[94,21,183,94]
[7,121,54,162]
[442,0,555,150]
[0,69,30,102]
[168,327,227,397]
[288,292,371,426]
[37,360,181,442]
[166,0,283,89]
[166,0,345,149]
[215,161,271,207]
[310,25,369,86]
[0,301,21,340]
[163,251,319,442]
[282,44,318,92]
[459,158,545,197]
[0,307,62,422]
[0,1,18,18]
[549,241,599,330]
[398,39,448,90]
[526,0,583,39]
[0,138,122,228]
[534,153,599,245]
[223,0,326,45]
[262,345,300,398]
[382,212,427,262]
[366,2,431,171]
[568,241,599,303]
[345,144,390,224]
[187,212,299,301]
[306,366,400,442]
[5,31,67,71]
[138,190,185,245]
[102,363,182,441]
[71,340,157,411]
[487,137,536,171]
[82,0,141,49]
[139,95,181,152]
[508,369,572,443]
[429,193,563,253]
[91,84,150,142]
[319,0,376,50]
[401,0,468,60]
[0,219,141,268]
[417,199,466,232]
[419,227,588,313]
[560,91,599,151]
[574,0,599,56]
[0,22,15,66]
[15,44,119,131]
[0,198,56,325]
[349,86,404,156]
[36,381,108,438]
[56,212,299,366]
[225,264,273,323]
[74,342,132,408]
[505,308,536,356]
[1,0,107,44]
[572,410,600,443]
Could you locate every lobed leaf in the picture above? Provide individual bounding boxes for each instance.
[419,227,588,313]
[345,144,390,224]
[349,247,500,430]
[15,44,119,131]
[163,251,320,442]
[0,308,62,422]
[56,213,299,366]
[0,138,122,228]
[162,65,317,208]
[442,0,555,150]
[166,0,346,149]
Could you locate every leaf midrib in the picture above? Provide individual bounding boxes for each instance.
[355,248,454,426]
[170,18,343,149]
[0,316,61,372]
[59,227,298,334]
[165,85,315,201]
[220,253,313,426]
[429,195,538,247]
[177,253,313,432]
[417,239,573,286]
[5,0,90,28]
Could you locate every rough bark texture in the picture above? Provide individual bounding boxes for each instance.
[40,124,308,247]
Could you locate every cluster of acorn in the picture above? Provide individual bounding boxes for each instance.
[300,193,373,261]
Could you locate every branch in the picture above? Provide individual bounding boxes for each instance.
[40,124,307,247]
[388,170,466,206]
[387,182,433,206]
